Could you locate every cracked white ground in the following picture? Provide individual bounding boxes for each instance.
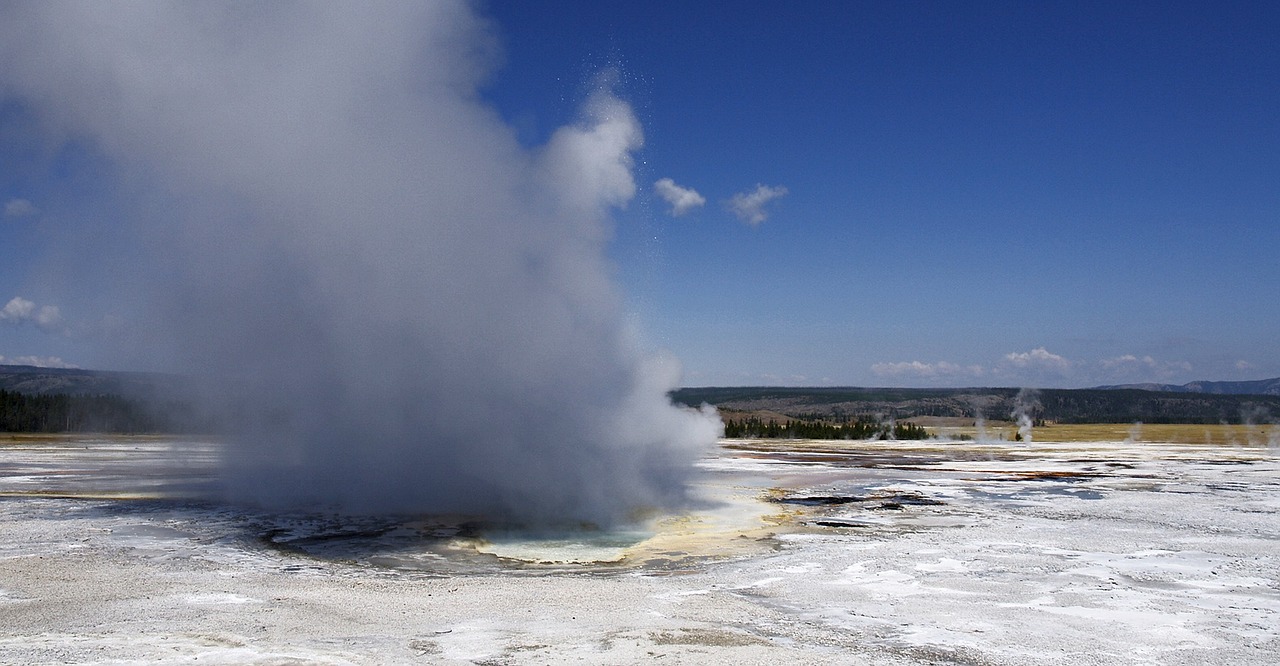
[1,436,1277,664]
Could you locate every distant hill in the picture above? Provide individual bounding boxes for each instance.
[6,363,1278,427]
[0,365,206,433]
[671,385,1280,425]
[0,364,183,399]
[1095,377,1280,396]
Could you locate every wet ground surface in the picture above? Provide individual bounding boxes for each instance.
[1,436,1278,664]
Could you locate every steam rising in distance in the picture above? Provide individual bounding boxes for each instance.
[0,2,721,524]
[1011,388,1041,443]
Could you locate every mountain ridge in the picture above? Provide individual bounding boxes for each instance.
[0,364,183,398]
[1094,377,1280,396]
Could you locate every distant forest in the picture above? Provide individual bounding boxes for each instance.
[0,389,181,434]
[6,367,1280,435]
[724,416,930,440]
[672,386,1280,425]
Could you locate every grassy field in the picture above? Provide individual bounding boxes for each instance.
[930,422,1278,445]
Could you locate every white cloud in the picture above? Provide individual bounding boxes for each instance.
[0,355,79,369]
[0,296,35,321]
[35,305,63,329]
[726,183,787,226]
[3,198,36,217]
[653,177,705,216]
[0,296,64,332]
[1099,354,1191,380]
[1100,354,1159,371]
[874,350,1204,388]
[1001,347,1071,373]
[871,360,985,380]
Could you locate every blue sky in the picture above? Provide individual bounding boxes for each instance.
[2,1,1278,388]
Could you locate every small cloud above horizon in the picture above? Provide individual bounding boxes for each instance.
[653,177,705,216]
[4,198,37,218]
[726,183,787,226]
[1001,347,1071,372]
[1,296,64,333]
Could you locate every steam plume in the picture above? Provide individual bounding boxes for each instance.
[1010,388,1041,443]
[0,2,721,524]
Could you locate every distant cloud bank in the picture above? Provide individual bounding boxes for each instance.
[653,178,705,216]
[0,354,78,369]
[870,360,984,381]
[1100,354,1191,380]
[872,347,1200,387]
[726,183,787,226]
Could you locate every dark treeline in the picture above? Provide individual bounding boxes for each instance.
[724,416,930,440]
[673,387,1280,425]
[0,389,175,433]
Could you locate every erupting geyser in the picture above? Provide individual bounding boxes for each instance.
[0,2,721,523]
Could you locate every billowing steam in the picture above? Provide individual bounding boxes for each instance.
[0,3,721,523]
[1010,388,1041,443]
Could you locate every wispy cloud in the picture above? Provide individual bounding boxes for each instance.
[653,177,705,216]
[0,354,79,369]
[1099,354,1191,380]
[871,360,985,381]
[726,183,787,226]
[871,349,1206,387]
[874,347,1074,386]
[3,198,37,218]
[0,296,64,332]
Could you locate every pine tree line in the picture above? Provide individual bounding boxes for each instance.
[0,389,165,433]
[723,416,930,440]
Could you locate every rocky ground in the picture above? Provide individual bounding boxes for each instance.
[1,436,1277,664]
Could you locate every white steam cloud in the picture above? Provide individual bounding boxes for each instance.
[1010,387,1040,443]
[653,178,706,216]
[726,183,788,226]
[0,3,720,524]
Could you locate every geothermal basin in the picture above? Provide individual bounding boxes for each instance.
[1,434,1277,664]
